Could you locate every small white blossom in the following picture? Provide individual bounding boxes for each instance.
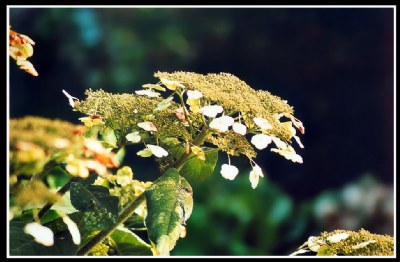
[220,164,239,180]
[126,131,141,143]
[187,90,203,100]
[352,240,376,249]
[327,232,349,243]
[271,146,303,163]
[251,134,272,150]
[135,89,161,98]
[199,105,224,118]
[137,148,153,157]
[249,164,264,189]
[62,90,78,108]
[232,122,247,135]
[147,144,169,158]
[307,236,323,252]
[209,115,234,132]
[24,222,54,246]
[253,117,273,130]
[137,122,157,132]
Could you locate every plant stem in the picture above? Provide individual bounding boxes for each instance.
[77,127,211,256]
[176,91,195,136]
[77,193,146,256]
[172,127,211,171]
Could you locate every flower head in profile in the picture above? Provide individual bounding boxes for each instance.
[249,164,264,189]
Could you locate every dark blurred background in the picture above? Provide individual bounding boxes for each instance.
[9,7,394,256]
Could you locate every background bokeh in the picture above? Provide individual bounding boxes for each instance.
[9,7,394,256]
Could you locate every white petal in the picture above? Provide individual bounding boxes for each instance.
[327,232,349,243]
[220,164,239,180]
[249,170,260,189]
[24,222,54,246]
[251,134,272,150]
[137,122,157,132]
[289,249,310,256]
[135,89,161,98]
[271,146,303,163]
[294,135,304,148]
[199,105,223,118]
[160,78,185,90]
[307,236,322,252]
[147,144,169,157]
[62,90,77,108]
[187,90,203,100]
[254,117,273,130]
[126,132,141,143]
[352,240,376,249]
[62,215,81,245]
[249,164,263,189]
[209,116,234,133]
[271,136,287,149]
[232,122,247,135]
[137,148,153,157]
[252,164,264,177]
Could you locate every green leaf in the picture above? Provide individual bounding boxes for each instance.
[70,182,119,231]
[179,148,218,184]
[145,168,193,255]
[100,126,118,148]
[109,226,152,255]
[9,221,78,255]
[46,166,71,189]
[44,212,84,234]
[115,146,126,164]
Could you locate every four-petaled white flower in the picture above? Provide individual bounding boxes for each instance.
[209,115,234,132]
[253,117,273,130]
[137,122,157,132]
[251,134,272,150]
[199,105,224,118]
[187,90,203,100]
[249,164,264,189]
[232,122,247,135]
[220,164,239,180]
[147,144,169,158]
[24,222,54,247]
[135,89,161,98]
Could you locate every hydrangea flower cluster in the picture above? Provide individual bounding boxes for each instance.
[71,71,305,189]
